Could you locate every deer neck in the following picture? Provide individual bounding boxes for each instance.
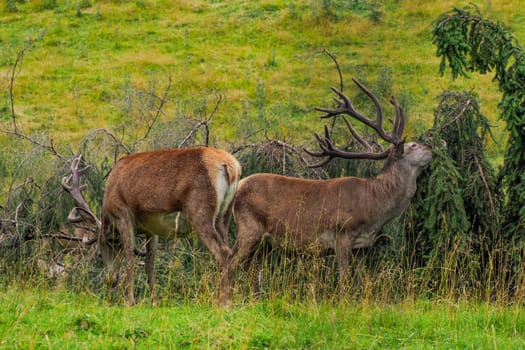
[372,159,421,210]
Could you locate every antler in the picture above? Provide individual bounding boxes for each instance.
[305,78,406,168]
[61,155,101,230]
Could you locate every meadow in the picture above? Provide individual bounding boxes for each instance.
[1,0,523,148]
[2,286,525,349]
[1,0,525,348]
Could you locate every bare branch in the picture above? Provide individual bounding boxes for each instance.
[321,49,344,95]
[142,75,172,141]
[6,33,45,132]
[473,154,498,221]
[1,129,66,161]
[321,50,344,133]
[1,31,67,161]
[178,120,208,148]
[178,93,222,148]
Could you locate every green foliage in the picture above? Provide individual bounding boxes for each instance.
[432,91,501,237]
[433,6,518,80]
[408,142,469,263]
[432,5,525,237]
[406,90,505,296]
[2,0,525,309]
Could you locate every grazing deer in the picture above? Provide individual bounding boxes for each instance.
[64,148,241,306]
[101,147,241,305]
[227,79,432,297]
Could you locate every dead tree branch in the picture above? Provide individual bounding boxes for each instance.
[178,93,222,148]
[143,75,172,140]
[2,31,66,161]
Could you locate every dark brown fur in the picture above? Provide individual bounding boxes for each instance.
[227,142,431,296]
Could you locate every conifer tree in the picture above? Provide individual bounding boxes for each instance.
[432,6,525,238]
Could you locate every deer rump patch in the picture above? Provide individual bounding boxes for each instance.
[204,159,239,221]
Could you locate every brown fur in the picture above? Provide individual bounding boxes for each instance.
[99,147,241,305]
[227,142,431,296]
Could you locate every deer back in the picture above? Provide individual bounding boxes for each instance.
[102,147,241,228]
[234,142,431,247]
[234,173,388,242]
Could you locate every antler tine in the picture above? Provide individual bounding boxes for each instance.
[308,77,407,167]
[316,79,403,144]
[390,96,406,141]
[314,86,362,120]
[342,116,373,153]
[304,127,335,156]
[68,206,96,224]
[305,125,391,168]
[62,155,101,229]
[67,208,84,223]
[304,127,337,167]
[61,174,72,191]
[351,78,383,124]
[305,156,334,168]
[304,142,335,168]
[351,78,406,145]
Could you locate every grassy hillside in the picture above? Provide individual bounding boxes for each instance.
[1,0,524,155]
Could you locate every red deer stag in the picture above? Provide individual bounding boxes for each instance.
[227,79,432,297]
[98,147,241,305]
[98,148,241,304]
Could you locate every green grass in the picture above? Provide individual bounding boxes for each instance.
[1,0,524,150]
[1,286,524,349]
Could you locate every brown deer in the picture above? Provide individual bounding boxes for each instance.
[63,148,241,306]
[101,147,241,305]
[226,79,432,297]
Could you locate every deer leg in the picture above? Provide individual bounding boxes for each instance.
[98,224,121,289]
[114,216,136,306]
[216,205,234,247]
[194,224,231,263]
[216,208,237,306]
[228,218,265,299]
[335,233,351,294]
[145,234,158,303]
[192,220,232,306]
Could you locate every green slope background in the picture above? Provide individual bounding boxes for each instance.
[1,0,523,160]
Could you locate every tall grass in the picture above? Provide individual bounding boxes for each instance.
[1,135,524,307]
[2,227,525,309]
